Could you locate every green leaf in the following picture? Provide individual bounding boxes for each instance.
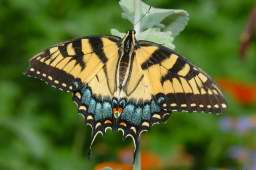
[115,0,189,49]
[137,28,175,49]
[110,28,125,38]
[118,0,189,37]
[111,28,175,49]
[163,10,189,37]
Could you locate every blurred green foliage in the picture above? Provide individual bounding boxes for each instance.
[0,0,256,170]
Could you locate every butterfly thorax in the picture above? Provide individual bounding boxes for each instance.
[115,30,136,99]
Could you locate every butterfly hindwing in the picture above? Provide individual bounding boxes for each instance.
[72,83,114,152]
[25,36,121,92]
[72,81,166,154]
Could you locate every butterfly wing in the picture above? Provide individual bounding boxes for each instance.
[25,35,125,154]
[135,40,227,117]
[26,35,122,155]
[25,36,121,92]
[117,40,228,140]
[72,46,123,150]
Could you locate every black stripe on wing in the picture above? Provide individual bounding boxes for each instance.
[89,37,108,63]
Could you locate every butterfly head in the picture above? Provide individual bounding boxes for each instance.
[121,30,137,53]
[128,29,136,35]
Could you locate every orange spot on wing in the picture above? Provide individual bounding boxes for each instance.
[112,107,123,118]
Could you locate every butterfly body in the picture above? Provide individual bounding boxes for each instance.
[25,30,227,157]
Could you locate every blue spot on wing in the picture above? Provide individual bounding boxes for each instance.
[95,102,103,121]
[132,107,142,125]
[142,104,151,120]
[82,87,92,105]
[151,100,160,113]
[122,104,134,122]
[102,102,112,119]
[88,98,96,114]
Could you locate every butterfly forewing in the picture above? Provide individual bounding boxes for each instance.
[25,36,121,92]
[136,40,227,115]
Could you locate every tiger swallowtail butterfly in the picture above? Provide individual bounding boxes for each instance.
[25,30,227,158]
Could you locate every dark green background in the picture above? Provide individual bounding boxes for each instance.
[0,0,255,170]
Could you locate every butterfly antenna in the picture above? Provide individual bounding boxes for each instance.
[134,5,152,28]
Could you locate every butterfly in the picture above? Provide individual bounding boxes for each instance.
[25,30,227,158]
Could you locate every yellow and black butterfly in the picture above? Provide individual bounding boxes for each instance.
[25,30,227,157]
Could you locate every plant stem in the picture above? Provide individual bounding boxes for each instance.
[134,0,141,35]
[133,142,141,170]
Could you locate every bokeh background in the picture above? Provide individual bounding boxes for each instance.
[0,0,256,170]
